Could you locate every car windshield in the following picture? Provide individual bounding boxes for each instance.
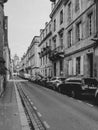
[51,77,65,81]
[84,78,98,86]
[66,79,82,83]
[60,78,66,81]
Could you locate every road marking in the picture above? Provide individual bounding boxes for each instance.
[43,121,50,129]
[31,102,33,105]
[77,100,82,103]
[28,98,31,101]
[37,112,42,117]
[77,99,94,107]
[86,103,93,107]
[33,106,37,110]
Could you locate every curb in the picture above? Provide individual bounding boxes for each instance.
[14,81,30,130]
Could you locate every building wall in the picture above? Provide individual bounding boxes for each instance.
[50,0,65,77]
[63,0,97,78]
[20,0,98,79]
[39,21,52,78]
[0,4,4,58]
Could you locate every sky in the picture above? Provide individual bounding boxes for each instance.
[4,0,51,59]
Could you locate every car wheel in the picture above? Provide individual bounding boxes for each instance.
[58,87,61,93]
[71,90,76,98]
[95,94,98,105]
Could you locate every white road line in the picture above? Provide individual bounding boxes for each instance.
[43,121,50,129]
[33,106,37,110]
[37,112,42,117]
[77,100,82,103]
[31,102,33,105]
[28,98,31,101]
[86,103,93,107]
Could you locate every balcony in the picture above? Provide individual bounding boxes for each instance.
[49,45,64,61]
[39,46,51,58]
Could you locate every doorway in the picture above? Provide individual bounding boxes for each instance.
[87,53,93,77]
[54,62,56,76]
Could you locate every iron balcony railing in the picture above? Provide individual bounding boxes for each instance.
[49,45,64,60]
[39,46,51,58]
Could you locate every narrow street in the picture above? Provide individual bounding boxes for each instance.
[1,0,98,130]
[15,78,98,130]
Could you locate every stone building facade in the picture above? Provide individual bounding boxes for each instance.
[0,0,8,75]
[49,0,65,77]
[20,36,40,78]
[63,0,98,78]
[29,36,40,77]
[3,16,11,80]
[39,21,52,78]
[20,0,98,80]
[49,0,98,79]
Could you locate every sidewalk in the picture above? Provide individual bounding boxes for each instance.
[0,80,25,130]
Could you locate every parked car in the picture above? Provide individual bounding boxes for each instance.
[94,88,98,104]
[41,77,47,87]
[13,72,17,76]
[58,77,98,98]
[24,73,30,80]
[47,77,65,90]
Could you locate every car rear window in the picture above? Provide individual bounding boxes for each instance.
[84,78,98,86]
[66,79,82,83]
[59,78,65,81]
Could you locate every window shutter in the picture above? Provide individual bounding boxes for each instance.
[68,60,72,75]
[80,55,84,75]
[73,58,76,75]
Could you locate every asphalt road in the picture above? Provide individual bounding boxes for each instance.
[19,80,98,130]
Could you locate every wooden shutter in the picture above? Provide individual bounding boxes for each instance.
[80,55,84,75]
[73,58,76,75]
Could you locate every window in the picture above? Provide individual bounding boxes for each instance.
[49,39,51,48]
[46,42,48,47]
[43,31,44,39]
[59,33,63,46]
[54,19,56,32]
[68,2,72,23]
[49,24,51,32]
[46,55,47,64]
[68,60,73,75]
[53,38,56,49]
[60,60,63,75]
[68,29,72,48]
[43,56,45,65]
[41,58,42,65]
[60,10,63,25]
[75,0,80,12]
[54,63,56,76]
[76,22,82,42]
[46,28,47,35]
[88,13,93,36]
[76,57,81,75]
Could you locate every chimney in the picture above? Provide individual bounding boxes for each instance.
[45,22,48,27]
[40,29,43,34]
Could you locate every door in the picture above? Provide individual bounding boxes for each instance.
[87,53,93,77]
[54,62,56,76]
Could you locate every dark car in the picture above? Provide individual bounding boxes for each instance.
[58,77,98,98]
